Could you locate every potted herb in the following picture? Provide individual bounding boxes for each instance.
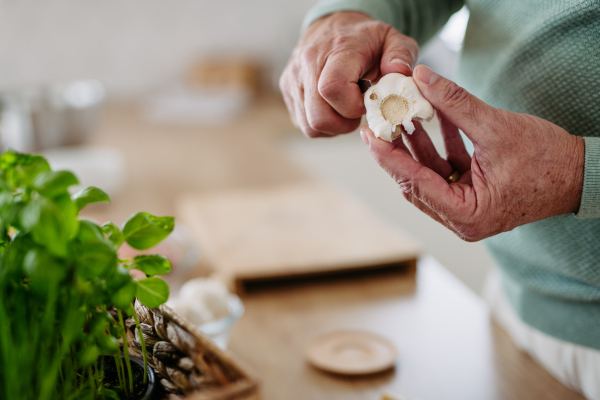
[0,150,174,399]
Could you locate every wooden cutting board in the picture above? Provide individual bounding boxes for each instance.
[176,182,421,292]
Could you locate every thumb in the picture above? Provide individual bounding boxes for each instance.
[379,29,418,77]
[413,64,497,144]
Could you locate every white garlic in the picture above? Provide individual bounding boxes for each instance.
[364,73,434,142]
[171,277,231,325]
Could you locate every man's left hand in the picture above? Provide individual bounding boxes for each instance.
[360,65,585,241]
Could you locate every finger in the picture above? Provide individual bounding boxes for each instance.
[438,112,471,173]
[280,80,300,129]
[362,127,446,223]
[456,169,473,185]
[279,68,300,127]
[361,126,413,157]
[413,64,499,146]
[303,58,362,135]
[318,50,368,119]
[391,130,412,154]
[401,121,453,178]
[280,64,325,137]
[292,82,326,137]
[362,126,459,217]
[380,28,419,76]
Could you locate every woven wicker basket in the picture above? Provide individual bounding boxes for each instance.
[124,300,259,400]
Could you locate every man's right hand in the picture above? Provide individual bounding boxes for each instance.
[279,11,419,138]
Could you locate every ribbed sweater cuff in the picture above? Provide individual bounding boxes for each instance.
[301,0,397,34]
[576,137,600,218]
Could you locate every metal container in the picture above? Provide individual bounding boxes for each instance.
[0,80,105,152]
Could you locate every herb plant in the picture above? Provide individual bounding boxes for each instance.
[0,150,174,399]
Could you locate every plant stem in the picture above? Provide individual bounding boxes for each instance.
[114,354,125,393]
[88,367,95,399]
[132,313,148,383]
[117,311,134,394]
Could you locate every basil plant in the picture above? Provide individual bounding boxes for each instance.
[0,150,174,399]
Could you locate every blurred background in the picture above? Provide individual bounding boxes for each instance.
[0,1,493,295]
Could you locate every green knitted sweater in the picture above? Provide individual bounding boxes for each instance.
[303,0,600,349]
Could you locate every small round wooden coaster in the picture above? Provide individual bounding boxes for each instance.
[306,330,397,375]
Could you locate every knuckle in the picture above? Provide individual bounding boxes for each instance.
[278,73,289,94]
[396,175,416,196]
[394,165,424,197]
[306,108,359,134]
[368,20,392,37]
[309,120,331,132]
[331,30,361,51]
[331,32,354,49]
[404,36,418,51]
[300,45,319,64]
[304,128,322,139]
[392,47,414,64]
[317,76,341,101]
[307,117,332,133]
[442,83,470,110]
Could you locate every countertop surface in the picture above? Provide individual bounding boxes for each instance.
[81,99,585,400]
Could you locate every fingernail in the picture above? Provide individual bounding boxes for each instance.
[390,59,412,70]
[415,65,439,84]
[360,127,369,145]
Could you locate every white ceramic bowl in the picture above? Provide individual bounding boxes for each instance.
[197,294,244,349]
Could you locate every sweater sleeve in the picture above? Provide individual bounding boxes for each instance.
[301,0,465,46]
[575,137,600,218]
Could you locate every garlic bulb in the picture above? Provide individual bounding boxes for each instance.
[364,73,434,142]
[167,277,231,326]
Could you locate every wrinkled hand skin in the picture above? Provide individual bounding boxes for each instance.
[360,65,584,242]
[279,11,418,138]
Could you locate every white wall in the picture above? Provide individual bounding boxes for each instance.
[0,0,318,97]
[0,1,469,97]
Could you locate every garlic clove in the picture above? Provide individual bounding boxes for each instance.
[364,73,434,142]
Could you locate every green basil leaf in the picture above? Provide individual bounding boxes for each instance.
[111,280,137,310]
[106,265,132,291]
[71,186,110,211]
[103,389,121,400]
[33,170,79,198]
[19,199,42,228]
[20,199,70,257]
[83,279,110,306]
[102,222,125,248]
[76,220,105,243]
[135,277,169,308]
[54,193,79,240]
[122,212,174,250]
[0,192,17,227]
[132,254,172,277]
[78,345,100,368]
[97,334,119,354]
[0,170,7,191]
[75,239,117,279]
[0,150,50,189]
[23,249,67,295]
[1,232,34,277]
[89,313,110,337]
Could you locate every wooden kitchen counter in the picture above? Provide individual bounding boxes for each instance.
[83,99,585,400]
[231,256,583,400]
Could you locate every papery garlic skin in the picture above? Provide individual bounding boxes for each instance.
[364,73,435,142]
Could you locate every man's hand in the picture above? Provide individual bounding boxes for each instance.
[280,11,419,138]
[360,65,585,241]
